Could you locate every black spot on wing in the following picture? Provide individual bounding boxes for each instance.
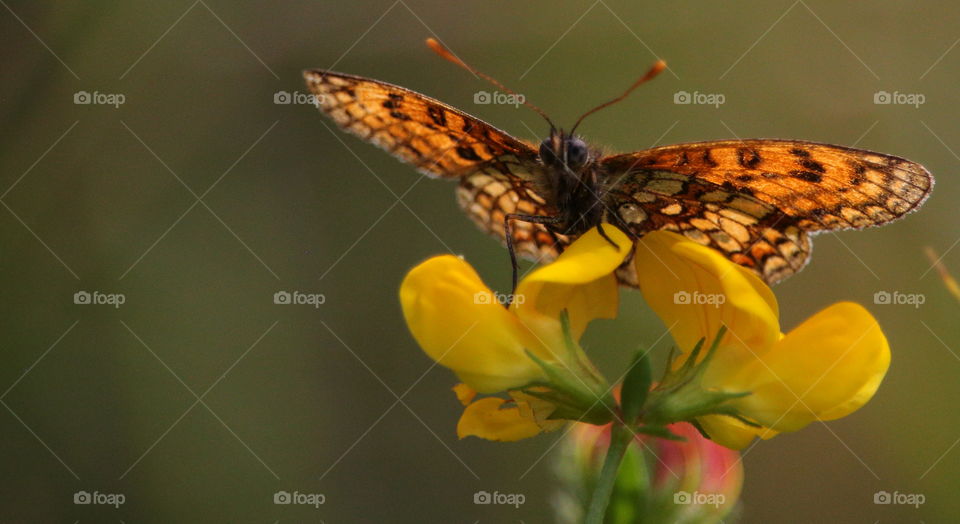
[791,170,823,183]
[736,147,762,169]
[702,149,719,167]
[427,105,447,126]
[849,162,867,185]
[799,158,826,173]
[456,146,482,161]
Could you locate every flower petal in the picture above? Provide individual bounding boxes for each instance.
[453,383,477,406]
[635,231,780,366]
[457,397,545,441]
[727,302,890,432]
[696,415,763,450]
[514,226,631,344]
[400,255,545,393]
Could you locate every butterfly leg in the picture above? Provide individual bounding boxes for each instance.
[596,222,620,249]
[504,213,562,301]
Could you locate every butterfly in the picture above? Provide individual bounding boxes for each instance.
[304,39,933,290]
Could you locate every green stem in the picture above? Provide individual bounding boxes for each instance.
[584,423,632,524]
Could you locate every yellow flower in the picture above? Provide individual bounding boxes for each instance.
[400,226,632,441]
[635,231,890,449]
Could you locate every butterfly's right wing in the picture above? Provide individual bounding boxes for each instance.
[602,139,933,284]
[304,69,565,263]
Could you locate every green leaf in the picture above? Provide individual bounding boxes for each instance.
[620,349,652,424]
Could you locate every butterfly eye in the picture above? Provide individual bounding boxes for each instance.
[565,138,588,167]
[539,138,561,166]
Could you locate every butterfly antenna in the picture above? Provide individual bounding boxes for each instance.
[426,38,556,131]
[569,60,667,135]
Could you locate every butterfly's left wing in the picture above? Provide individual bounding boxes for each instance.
[304,69,566,264]
[457,171,571,263]
[602,139,933,284]
[303,69,540,179]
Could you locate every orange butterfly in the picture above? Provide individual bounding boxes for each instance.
[305,39,933,289]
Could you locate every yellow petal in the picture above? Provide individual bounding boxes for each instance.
[453,383,477,406]
[400,255,545,393]
[696,415,763,450]
[726,302,890,432]
[635,231,780,366]
[457,397,545,441]
[513,226,631,347]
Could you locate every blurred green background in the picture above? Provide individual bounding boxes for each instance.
[1,1,958,522]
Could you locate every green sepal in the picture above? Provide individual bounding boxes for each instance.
[620,349,652,425]
[631,424,685,441]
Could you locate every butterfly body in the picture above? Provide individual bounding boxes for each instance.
[534,131,607,239]
[304,68,933,286]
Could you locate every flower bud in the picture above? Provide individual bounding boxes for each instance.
[555,422,742,523]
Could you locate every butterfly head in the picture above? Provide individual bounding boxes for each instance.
[539,130,590,171]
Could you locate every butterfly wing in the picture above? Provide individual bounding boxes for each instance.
[304,70,540,178]
[304,70,563,263]
[603,139,933,283]
[606,171,810,285]
[457,170,570,263]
